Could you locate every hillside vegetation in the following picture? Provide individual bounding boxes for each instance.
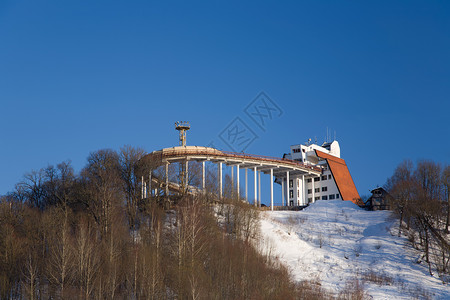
[0,146,320,299]
[1,147,448,299]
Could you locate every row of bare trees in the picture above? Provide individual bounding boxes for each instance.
[386,159,450,278]
[0,145,323,299]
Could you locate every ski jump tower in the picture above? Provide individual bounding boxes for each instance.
[175,121,190,147]
[175,121,190,191]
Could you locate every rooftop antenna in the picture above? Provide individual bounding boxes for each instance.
[175,121,190,147]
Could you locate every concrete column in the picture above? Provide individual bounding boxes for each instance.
[185,160,189,190]
[258,171,261,207]
[141,176,144,200]
[302,175,306,205]
[270,168,274,211]
[218,162,223,198]
[312,177,315,203]
[236,164,240,198]
[281,179,285,206]
[144,182,147,198]
[149,170,152,197]
[254,166,257,206]
[231,165,234,196]
[202,161,205,191]
[286,171,290,206]
[245,168,248,201]
[165,162,169,197]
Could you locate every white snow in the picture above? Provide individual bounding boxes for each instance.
[259,200,450,299]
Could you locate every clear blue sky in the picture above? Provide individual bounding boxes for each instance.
[1,0,449,201]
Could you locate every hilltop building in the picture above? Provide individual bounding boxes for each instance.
[280,140,361,206]
[141,122,361,210]
[365,187,392,210]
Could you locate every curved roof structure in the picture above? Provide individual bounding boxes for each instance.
[143,146,322,177]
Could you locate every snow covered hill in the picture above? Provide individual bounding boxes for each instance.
[259,200,450,299]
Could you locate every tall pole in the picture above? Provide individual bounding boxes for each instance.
[258,171,261,207]
[282,179,285,206]
[231,165,234,196]
[254,167,257,206]
[286,171,290,206]
[202,161,205,192]
[149,169,152,197]
[302,175,306,206]
[245,168,248,201]
[141,176,144,200]
[185,160,189,192]
[218,162,223,199]
[270,168,274,211]
[312,177,315,203]
[236,164,240,199]
[165,162,169,197]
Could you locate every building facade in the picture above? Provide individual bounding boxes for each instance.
[278,140,361,206]
[366,187,392,210]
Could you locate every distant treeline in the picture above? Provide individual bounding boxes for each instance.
[0,146,329,299]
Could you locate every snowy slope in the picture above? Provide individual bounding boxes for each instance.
[259,200,450,299]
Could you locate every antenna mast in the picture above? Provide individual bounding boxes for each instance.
[175,121,190,147]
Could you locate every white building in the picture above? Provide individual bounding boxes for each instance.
[278,140,361,206]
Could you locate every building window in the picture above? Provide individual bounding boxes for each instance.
[307,178,312,183]
[308,197,312,203]
[336,194,340,199]
[289,190,294,199]
[315,188,320,193]
[322,186,327,192]
[315,196,320,200]
[293,148,301,153]
[308,189,312,194]
[322,195,328,200]
[329,194,335,200]
[328,174,332,179]
[289,180,293,188]
[314,177,320,182]
[321,175,327,180]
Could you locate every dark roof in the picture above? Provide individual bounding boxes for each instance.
[370,187,387,193]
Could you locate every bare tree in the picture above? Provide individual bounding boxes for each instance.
[0,198,26,299]
[443,165,450,233]
[44,161,76,208]
[119,145,147,230]
[80,149,122,236]
[44,207,74,299]
[73,217,100,300]
[385,159,414,236]
[14,169,47,209]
